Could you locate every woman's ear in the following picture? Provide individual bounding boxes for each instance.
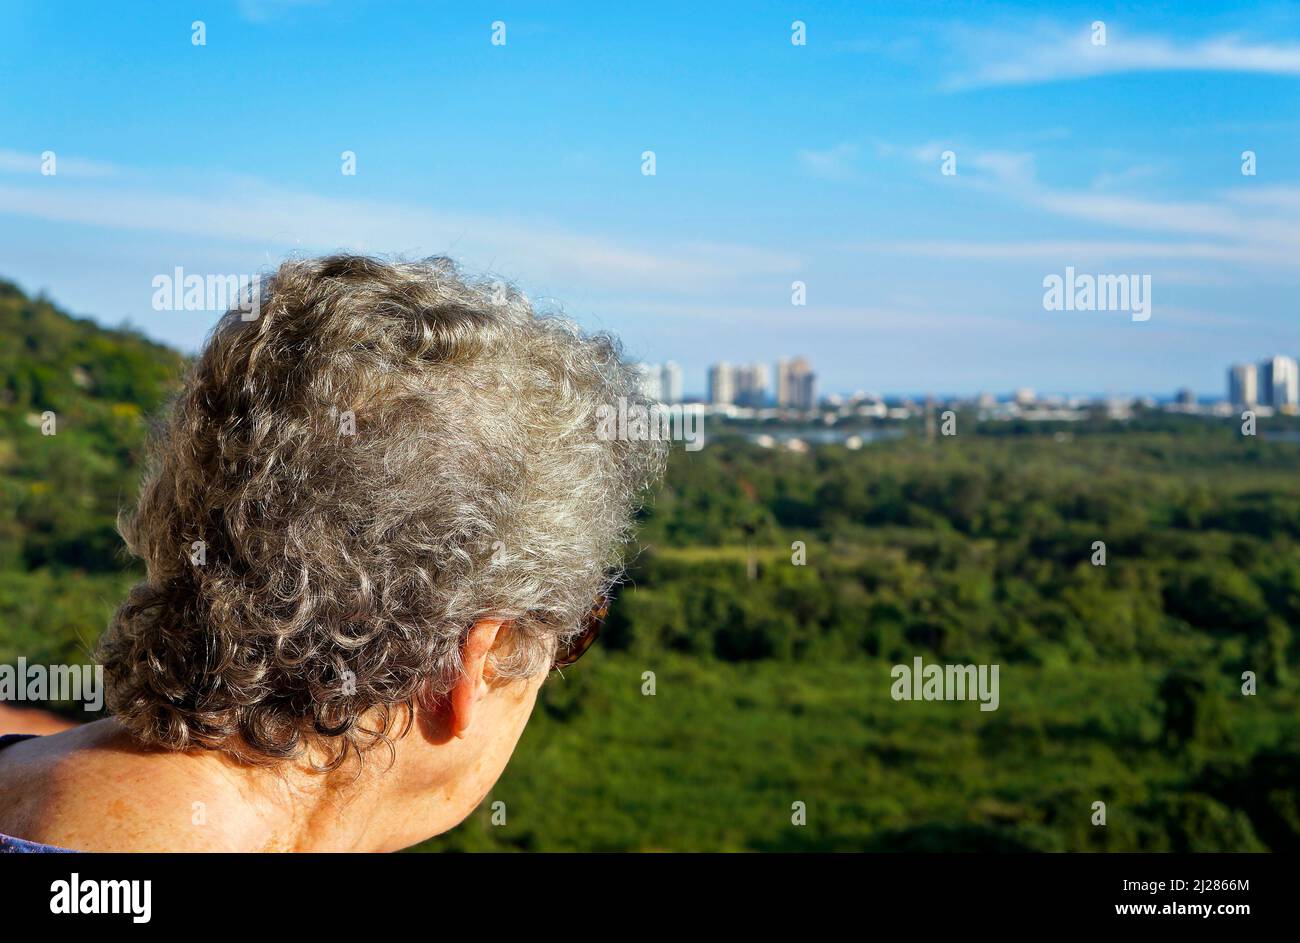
[449,619,506,738]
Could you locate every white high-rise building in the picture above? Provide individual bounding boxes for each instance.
[635,362,663,402]
[1259,356,1299,408]
[1228,363,1257,407]
[660,361,683,404]
[707,363,736,406]
[776,357,816,411]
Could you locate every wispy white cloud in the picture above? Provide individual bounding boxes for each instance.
[1090,163,1169,191]
[946,25,1300,89]
[886,142,1038,186]
[607,297,1040,335]
[0,148,119,178]
[0,155,802,291]
[875,142,1300,270]
[848,238,1280,265]
[1031,189,1299,247]
[797,143,859,181]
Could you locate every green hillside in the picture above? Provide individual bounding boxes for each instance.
[0,280,186,671]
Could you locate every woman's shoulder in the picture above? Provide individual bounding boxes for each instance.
[0,722,250,852]
[0,734,77,852]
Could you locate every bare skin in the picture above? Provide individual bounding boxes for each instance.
[0,620,544,852]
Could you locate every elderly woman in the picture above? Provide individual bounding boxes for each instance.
[0,255,664,852]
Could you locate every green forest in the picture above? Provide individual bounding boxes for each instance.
[2,278,1297,852]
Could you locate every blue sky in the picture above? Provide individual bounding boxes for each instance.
[2,1,1299,397]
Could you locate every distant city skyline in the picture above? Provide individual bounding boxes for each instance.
[640,352,1300,405]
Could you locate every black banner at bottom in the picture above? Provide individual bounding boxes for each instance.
[0,852,1281,932]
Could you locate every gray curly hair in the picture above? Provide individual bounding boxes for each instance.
[98,254,665,768]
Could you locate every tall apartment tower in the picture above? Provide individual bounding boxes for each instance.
[1228,363,1257,407]
[777,357,817,411]
[635,362,663,402]
[708,362,736,406]
[1259,356,1300,408]
[660,362,683,404]
[735,362,770,407]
